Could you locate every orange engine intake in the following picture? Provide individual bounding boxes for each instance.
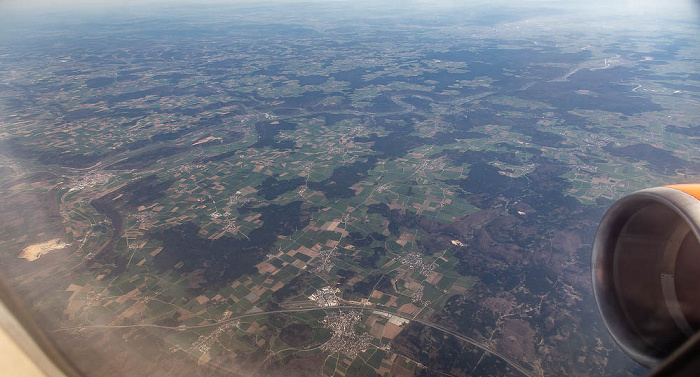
[592,185,700,368]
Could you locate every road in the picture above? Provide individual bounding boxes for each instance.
[57,304,537,377]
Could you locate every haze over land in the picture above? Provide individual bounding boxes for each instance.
[0,1,698,376]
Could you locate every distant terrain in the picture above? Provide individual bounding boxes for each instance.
[0,2,698,377]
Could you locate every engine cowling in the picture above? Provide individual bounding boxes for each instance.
[592,184,700,368]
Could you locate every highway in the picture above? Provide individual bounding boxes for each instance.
[58,304,537,377]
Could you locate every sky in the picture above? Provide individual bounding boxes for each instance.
[1,0,698,16]
[0,0,697,42]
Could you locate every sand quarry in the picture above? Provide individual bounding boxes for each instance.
[19,239,68,261]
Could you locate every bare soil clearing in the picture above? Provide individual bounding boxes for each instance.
[19,239,67,261]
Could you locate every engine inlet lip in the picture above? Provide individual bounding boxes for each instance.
[591,187,700,368]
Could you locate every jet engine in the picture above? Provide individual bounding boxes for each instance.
[592,184,700,371]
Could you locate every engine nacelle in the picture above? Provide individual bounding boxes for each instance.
[592,184,700,368]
